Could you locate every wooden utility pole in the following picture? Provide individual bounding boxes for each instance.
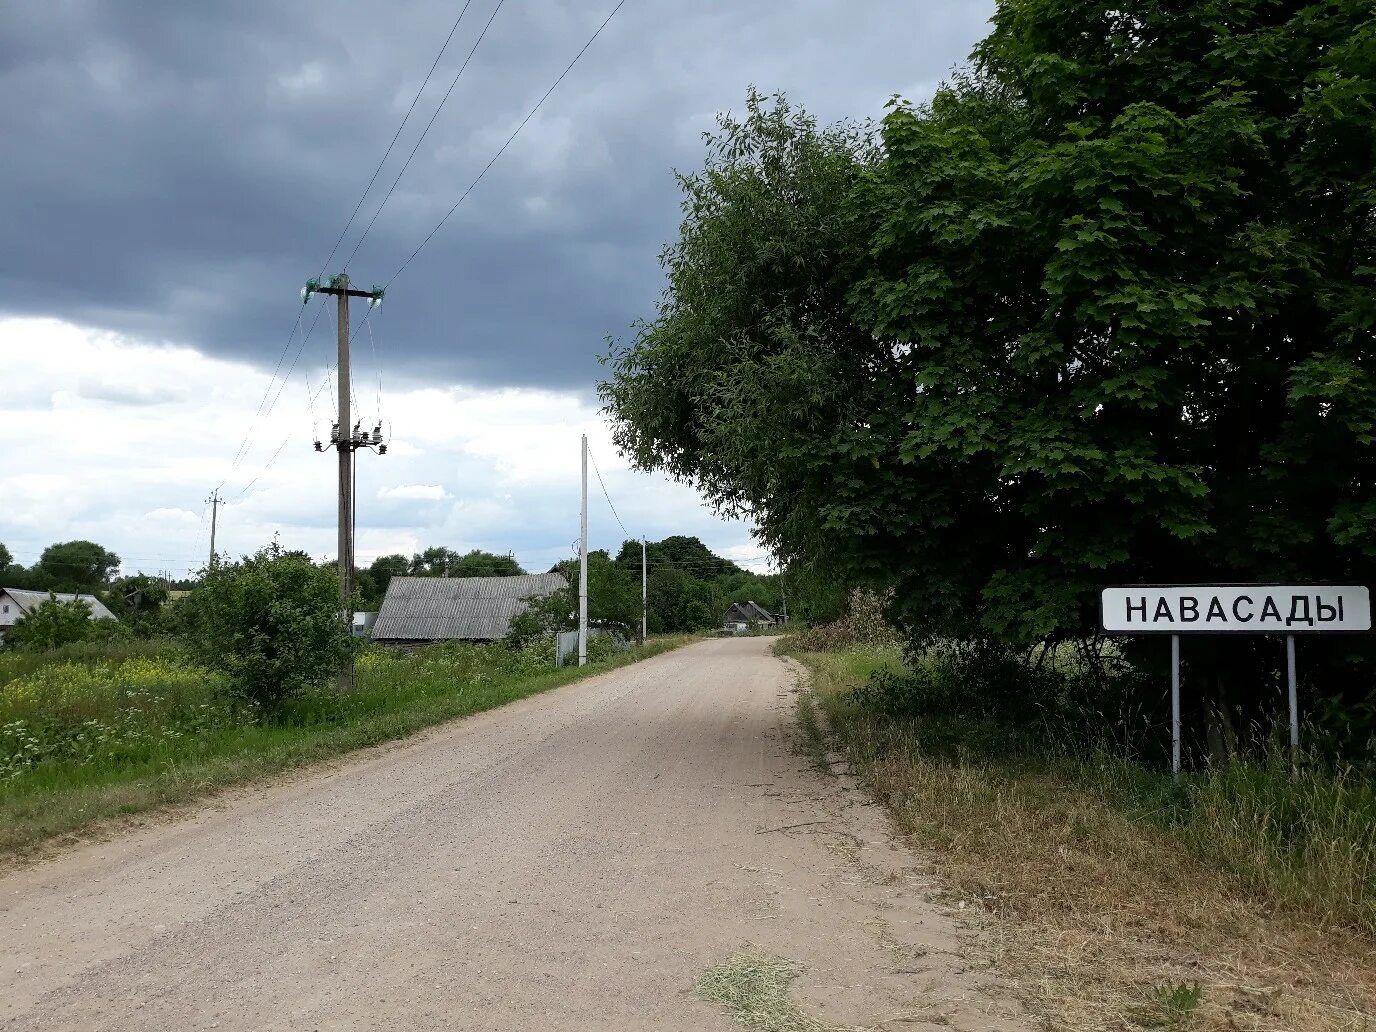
[306,273,386,692]
[579,434,589,667]
[205,489,222,567]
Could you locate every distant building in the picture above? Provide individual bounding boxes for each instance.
[371,573,568,644]
[0,587,117,639]
[722,601,781,633]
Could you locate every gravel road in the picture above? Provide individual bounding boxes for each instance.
[1,637,1028,1031]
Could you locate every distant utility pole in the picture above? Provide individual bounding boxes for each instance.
[306,273,386,693]
[579,434,589,667]
[641,538,647,644]
[205,489,222,567]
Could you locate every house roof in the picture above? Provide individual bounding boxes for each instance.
[0,588,117,621]
[371,573,568,642]
[725,600,777,623]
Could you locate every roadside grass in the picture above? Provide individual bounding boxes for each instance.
[695,948,856,1032]
[788,644,1376,1032]
[0,635,693,863]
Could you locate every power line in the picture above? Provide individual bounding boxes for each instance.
[320,1,478,276]
[341,0,505,273]
[329,0,630,389]
[222,3,479,489]
[382,0,629,290]
[229,297,328,497]
[585,445,630,539]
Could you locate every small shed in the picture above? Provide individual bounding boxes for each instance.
[371,573,568,644]
[722,600,780,633]
[0,587,118,638]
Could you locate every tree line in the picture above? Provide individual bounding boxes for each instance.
[366,535,782,635]
[2,534,780,644]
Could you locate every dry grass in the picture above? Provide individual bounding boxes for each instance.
[797,648,1376,1032]
[696,948,861,1032]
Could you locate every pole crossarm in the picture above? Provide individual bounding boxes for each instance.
[303,275,384,304]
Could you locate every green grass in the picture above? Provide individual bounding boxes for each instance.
[1130,982,1203,1028]
[0,635,693,861]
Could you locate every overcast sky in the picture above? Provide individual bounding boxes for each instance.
[0,0,995,579]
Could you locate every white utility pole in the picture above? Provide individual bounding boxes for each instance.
[578,434,589,667]
[641,538,648,644]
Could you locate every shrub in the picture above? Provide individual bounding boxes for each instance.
[4,596,101,652]
[177,543,355,712]
[788,589,899,652]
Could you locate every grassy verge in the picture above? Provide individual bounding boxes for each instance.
[787,643,1376,1032]
[0,635,693,863]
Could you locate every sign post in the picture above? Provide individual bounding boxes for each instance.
[1100,584,1371,776]
[1171,634,1181,777]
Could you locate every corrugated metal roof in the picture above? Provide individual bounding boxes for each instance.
[0,588,117,621]
[371,573,568,642]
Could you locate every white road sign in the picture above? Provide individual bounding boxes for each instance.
[1100,584,1371,634]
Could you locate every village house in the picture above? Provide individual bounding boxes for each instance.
[721,600,781,633]
[0,587,117,640]
[370,572,568,645]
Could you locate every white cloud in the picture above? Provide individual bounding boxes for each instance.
[378,484,447,501]
[0,317,760,577]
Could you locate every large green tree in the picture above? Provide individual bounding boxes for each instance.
[602,5,1376,722]
[36,541,121,592]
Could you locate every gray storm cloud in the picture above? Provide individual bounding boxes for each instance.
[0,1,995,390]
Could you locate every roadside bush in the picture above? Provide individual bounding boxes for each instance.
[852,637,1161,761]
[177,543,355,712]
[787,589,899,652]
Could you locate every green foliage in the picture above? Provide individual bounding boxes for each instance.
[612,535,788,632]
[4,596,102,652]
[507,586,575,647]
[37,540,121,592]
[178,543,354,711]
[1131,982,1203,1028]
[0,654,230,781]
[0,542,11,570]
[644,567,714,634]
[786,589,898,652]
[603,7,1376,741]
[407,547,523,578]
[364,553,411,605]
[103,574,170,638]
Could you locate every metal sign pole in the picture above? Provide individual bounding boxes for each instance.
[1171,633,1181,779]
[1286,634,1299,763]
